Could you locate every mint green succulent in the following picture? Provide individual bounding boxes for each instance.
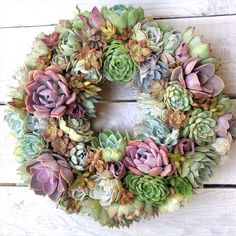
[135,116,179,148]
[180,146,219,188]
[182,108,216,145]
[52,53,71,71]
[101,4,144,33]
[164,81,193,112]
[91,129,129,161]
[4,107,27,138]
[124,173,169,207]
[182,27,219,65]
[103,40,138,83]
[89,170,122,207]
[14,134,46,164]
[167,176,193,197]
[17,163,31,184]
[132,19,163,52]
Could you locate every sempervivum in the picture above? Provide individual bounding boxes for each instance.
[24,66,76,119]
[26,150,73,201]
[123,138,175,177]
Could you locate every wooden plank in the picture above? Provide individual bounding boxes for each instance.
[1,103,236,184]
[1,0,236,28]
[0,187,235,236]
[0,15,236,103]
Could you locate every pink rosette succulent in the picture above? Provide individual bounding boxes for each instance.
[108,161,126,179]
[123,138,176,177]
[171,43,224,99]
[26,150,73,201]
[25,66,76,119]
[217,113,233,141]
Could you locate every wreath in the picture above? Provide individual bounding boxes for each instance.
[5,4,236,227]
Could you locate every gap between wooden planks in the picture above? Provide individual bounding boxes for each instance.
[1,0,236,28]
[0,187,235,236]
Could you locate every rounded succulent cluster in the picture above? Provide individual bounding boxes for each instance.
[5,4,235,228]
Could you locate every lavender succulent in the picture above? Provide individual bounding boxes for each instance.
[26,150,73,201]
[25,66,76,119]
[123,138,175,177]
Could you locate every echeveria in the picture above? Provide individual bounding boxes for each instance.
[124,173,169,206]
[24,66,76,119]
[14,134,46,163]
[89,170,122,206]
[102,40,138,83]
[101,5,144,33]
[123,138,175,176]
[26,150,73,201]
[4,107,27,138]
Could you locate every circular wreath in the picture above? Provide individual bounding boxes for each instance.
[5,4,236,227]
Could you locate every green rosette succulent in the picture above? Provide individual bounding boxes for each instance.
[159,193,184,213]
[132,18,163,52]
[164,81,193,112]
[167,176,193,197]
[89,170,122,207]
[91,129,129,162]
[124,173,169,207]
[14,134,46,163]
[103,40,138,83]
[135,116,179,149]
[180,146,219,188]
[182,108,216,145]
[101,4,144,33]
[4,107,27,138]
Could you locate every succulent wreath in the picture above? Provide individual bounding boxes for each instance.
[5,4,236,227]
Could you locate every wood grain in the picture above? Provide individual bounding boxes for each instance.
[0,15,236,104]
[0,187,235,236]
[1,0,236,28]
[1,102,236,185]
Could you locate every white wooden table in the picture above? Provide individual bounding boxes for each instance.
[0,0,236,235]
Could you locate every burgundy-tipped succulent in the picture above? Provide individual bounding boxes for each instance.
[65,103,85,119]
[26,150,73,201]
[24,66,76,119]
[108,161,126,179]
[123,138,176,177]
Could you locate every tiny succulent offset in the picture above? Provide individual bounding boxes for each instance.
[5,4,236,228]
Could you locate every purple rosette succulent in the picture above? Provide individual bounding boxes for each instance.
[26,150,73,201]
[25,66,76,119]
[108,161,126,179]
[123,138,176,177]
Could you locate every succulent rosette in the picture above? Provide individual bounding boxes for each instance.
[5,4,236,228]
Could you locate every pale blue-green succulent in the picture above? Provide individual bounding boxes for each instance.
[26,114,48,135]
[14,134,46,163]
[135,116,179,148]
[4,107,27,138]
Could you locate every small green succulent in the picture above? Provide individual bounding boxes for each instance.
[91,129,129,162]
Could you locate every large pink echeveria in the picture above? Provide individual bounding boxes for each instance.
[123,138,175,177]
[26,150,73,201]
[171,43,224,99]
[25,66,76,119]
